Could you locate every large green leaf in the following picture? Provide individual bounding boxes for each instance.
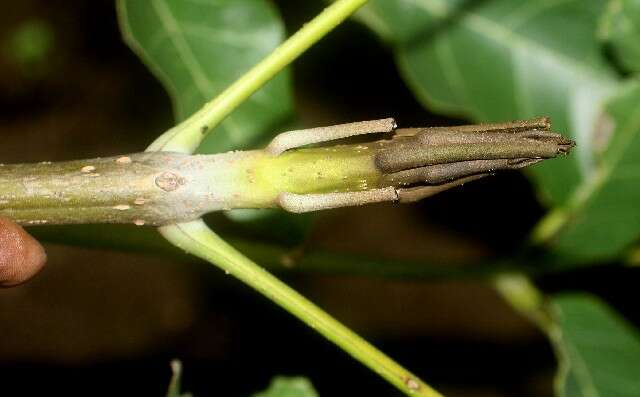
[550,293,640,397]
[358,0,620,204]
[117,0,293,153]
[251,377,318,397]
[552,80,640,261]
[600,0,640,73]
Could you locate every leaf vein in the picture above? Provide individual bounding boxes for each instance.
[151,0,215,97]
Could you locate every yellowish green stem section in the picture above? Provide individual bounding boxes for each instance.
[160,219,443,397]
[148,0,369,153]
[249,145,381,198]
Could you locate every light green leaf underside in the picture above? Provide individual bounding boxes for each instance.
[553,80,640,261]
[252,376,319,397]
[600,0,640,73]
[117,0,294,153]
[359,0,620,204]
[551,294,640,397]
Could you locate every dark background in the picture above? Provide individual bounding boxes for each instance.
[1,1,637,396]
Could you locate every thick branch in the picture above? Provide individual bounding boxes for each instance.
[0,152,217,226]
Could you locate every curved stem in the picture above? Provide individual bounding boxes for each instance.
[160,219,443,397]
[147,0,369,153]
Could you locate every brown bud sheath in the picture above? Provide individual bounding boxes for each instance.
[376,124,574,173]
[0,217,47,287]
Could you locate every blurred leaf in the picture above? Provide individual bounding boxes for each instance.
[358,0,619,204]
[552,80,640,261]
[252,377,318,397]
[600,0,640,73]
[4,19,55,78]
[117,0,294,153]
[550,294,640,397]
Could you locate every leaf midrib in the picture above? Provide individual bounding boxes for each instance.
[562,330,601,397]
[151,0,214,97]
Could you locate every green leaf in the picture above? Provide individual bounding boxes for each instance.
[600,0,640,73]
[550,293,640,397]
[358,0,620,204]
[117,0,294,153]
[552,80,640,261]
[252,377,318,397]
[4,19,55,76]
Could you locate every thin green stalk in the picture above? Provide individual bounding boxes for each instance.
[160,219,442,397]
[147,0,369,153]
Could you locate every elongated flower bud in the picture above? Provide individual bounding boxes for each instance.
[259,117,574,210]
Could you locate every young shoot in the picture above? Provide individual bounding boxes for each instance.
[0,117,573,226]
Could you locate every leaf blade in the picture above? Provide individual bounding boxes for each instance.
[552,80,640,262]
[117,0,294,153]
[551,293,640,397]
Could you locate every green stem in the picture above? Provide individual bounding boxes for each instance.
[147,0,369,153]
[160,219,443,397]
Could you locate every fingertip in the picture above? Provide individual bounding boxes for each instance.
[0,217,47,287]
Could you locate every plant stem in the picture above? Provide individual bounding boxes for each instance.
[147,0,369,153]
[160,219,443,397]
[0,153,201,226]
